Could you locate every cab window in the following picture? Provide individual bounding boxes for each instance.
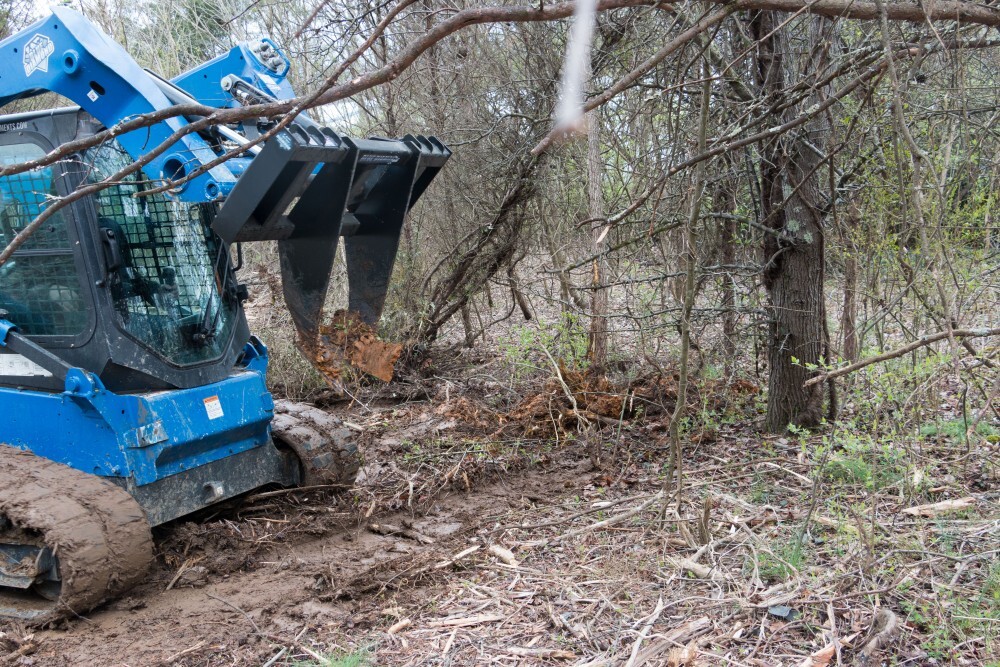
[0,142,87,336]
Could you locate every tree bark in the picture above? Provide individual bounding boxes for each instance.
[587,107,609,367]
[717,184,737,377]
[755,12,832,431]
[840,205,860,363]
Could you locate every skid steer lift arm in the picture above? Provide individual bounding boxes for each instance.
[0,8,234,201]
[0,7,450,346]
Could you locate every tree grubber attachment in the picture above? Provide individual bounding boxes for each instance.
[212,129,450,386]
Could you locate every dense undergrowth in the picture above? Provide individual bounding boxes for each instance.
[247,330,998,665]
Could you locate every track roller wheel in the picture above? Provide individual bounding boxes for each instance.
[270,400,360,488]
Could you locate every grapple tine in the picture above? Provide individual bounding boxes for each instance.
[345,136,452,324]
[343,139,421,325]
[278,143,361,341]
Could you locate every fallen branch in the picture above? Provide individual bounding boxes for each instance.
[387,619,412,635]
[260,633,327,663]
[165,557,199,592]
[433,545,481,569]
[369,523,435,544]
[206,593,261,635]
[860,608,899,659]
[804,327,999,387]
[795,632,860,667]
[901,497,976,517]
[625,596,666,667]
[260,626,309,667]
[505,647,577,659]
[632,617,712,664]
[161,641,207,665]
[670,557,726,581]
[425,614,504,628]
[488,544,519,566]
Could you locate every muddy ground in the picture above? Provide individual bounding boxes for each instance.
[1,364,997,666]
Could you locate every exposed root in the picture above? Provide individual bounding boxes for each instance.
[304,310,403,391]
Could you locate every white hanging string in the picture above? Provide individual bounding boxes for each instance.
[553,0,599,134]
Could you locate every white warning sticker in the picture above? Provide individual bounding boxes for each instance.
[0,354,52,377]
[203,395,224,420]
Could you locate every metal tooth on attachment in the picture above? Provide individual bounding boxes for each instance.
[305,126,326,146]
[287,125,309,145]
[320,127,341,147]
[402,134,451,163]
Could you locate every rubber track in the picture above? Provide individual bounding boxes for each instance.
[0,446,154,624]
[271,400,360,488]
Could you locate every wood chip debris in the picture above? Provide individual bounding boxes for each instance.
[425,614,504,628]
[387,619,411,635]
[630,609,712,665]
[795,632,860,667]
[504,647,577,659]
[488,544,519,566]
[670,557,724,581]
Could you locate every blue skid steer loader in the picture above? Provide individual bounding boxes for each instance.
[0,8,449,622]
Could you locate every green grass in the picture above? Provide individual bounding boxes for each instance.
[899,562,1000,659]
[820,432,907,491]
[824,455,873,486]
[499,312,590,380]
[292,648,371,667]
[755,541,807,583]
[920,417,999,440]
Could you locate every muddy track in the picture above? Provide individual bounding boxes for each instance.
[271,400,361,487]
[0,446,154,624]
[14,438,590,666]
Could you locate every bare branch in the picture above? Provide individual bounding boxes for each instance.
[804,327,1000,387]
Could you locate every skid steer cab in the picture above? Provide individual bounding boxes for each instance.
[0,8,449,622]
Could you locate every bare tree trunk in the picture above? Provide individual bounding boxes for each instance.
[460,302,475,348]
[718,186,737,376]
[841,206,860,363]
[664,57,710,510]
[764,209,828,430]
[587,108,609,367]
[583,36,608,368]
[755,12,832,431]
